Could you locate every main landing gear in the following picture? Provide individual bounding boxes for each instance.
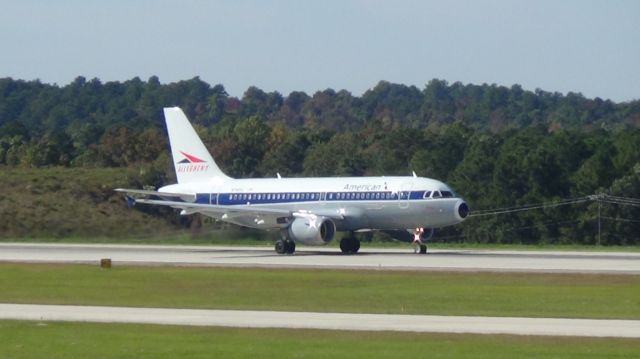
[275,239,296,254]
[340,233,360,254]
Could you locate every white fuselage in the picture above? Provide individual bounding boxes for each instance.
[160,176,468,232]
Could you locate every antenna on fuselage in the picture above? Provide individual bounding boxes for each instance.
[412,171,418,178]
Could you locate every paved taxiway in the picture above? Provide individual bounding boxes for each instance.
[1,303,639,338]
[0,243,639,274]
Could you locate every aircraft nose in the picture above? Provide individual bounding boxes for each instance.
[456,201,470,220]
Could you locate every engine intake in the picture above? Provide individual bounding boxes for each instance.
[456,201,470,220]
[288,216,336,245]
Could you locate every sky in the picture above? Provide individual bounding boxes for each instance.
[1,0,638,102]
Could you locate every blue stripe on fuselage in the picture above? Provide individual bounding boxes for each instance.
[194,191,433,205]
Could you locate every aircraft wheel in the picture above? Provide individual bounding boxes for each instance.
[285,240,296,254]
[340,237,360,254]
[352,238,360,253]
[340,238,350,253]
[275,240,287,254]
[420,244,427,254]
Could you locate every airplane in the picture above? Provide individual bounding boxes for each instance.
[116,107,470,255]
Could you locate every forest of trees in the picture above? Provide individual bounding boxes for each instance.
[1,76,639,245]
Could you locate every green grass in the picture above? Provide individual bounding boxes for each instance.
[2,320,639,359]
[1,263,639,319]
[0,166,178,238]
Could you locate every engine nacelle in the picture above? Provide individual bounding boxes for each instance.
[288,216,336,246]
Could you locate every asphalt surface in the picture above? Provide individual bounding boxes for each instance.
[1,243,639,274]
[2,303,639,338]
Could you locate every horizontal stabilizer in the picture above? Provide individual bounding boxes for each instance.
[114,188,196,202]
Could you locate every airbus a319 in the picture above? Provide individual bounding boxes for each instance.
[117,107,470,254]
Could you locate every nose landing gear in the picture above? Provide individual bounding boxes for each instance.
[412,228,428,254]
[412,241,427,254]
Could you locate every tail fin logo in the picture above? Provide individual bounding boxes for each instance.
[178,151,206,164]
[176,151,209,173]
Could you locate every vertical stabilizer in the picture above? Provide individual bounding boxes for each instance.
[163,107,232,184]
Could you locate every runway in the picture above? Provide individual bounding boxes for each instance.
[1,303,639,338]
[0,243,639,274]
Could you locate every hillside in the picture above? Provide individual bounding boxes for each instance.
[0,166,178,239]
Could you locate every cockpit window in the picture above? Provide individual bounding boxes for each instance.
[432,191,442,198]
[441,191,454,198]
[423,191,432,199]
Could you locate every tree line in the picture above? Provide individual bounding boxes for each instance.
[0,76,639,245]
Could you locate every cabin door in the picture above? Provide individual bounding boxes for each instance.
[399,180,413,209]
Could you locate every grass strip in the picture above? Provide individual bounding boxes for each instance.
[2,320,639,359]
[1,263,639,319]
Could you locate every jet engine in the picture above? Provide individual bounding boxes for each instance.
[287,216,336,245]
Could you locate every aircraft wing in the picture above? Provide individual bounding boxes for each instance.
[117,189,344,228]
[134,198,292,215]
